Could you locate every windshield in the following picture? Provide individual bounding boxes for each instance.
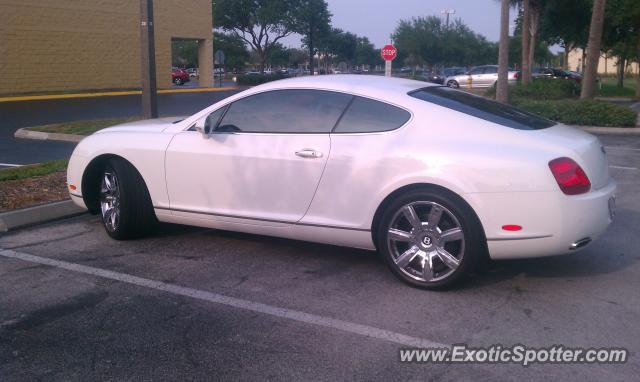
[409,87,556,130]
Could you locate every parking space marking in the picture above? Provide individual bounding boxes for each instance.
[609,165,638,170]
[0,249,445,348]
[0,163,23,167]
[605,146,640,152]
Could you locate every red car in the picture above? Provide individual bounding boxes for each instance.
[171,67,190,86]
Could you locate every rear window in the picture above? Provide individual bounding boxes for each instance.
[409,87,555,130]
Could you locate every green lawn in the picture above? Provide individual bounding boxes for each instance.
[597,77,638,98]
[26,118,139,135]
[0,160,69,182]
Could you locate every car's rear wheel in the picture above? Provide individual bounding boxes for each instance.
[174,77,183,85]
[99,159,156,240]
[376,189,483,289]
[446,80,459,88]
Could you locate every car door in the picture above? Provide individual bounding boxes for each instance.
[468,66,486,87]
[164,89,353,224]
[481,66,498,87]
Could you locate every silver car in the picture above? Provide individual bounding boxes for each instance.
[445,65,519,89]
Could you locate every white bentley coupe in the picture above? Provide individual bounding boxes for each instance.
[67,75,616,289]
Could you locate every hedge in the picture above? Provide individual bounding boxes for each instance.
[514,99,638,127]
[236,73,288,86]
[485,78,580,100]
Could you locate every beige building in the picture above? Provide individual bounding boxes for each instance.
[567,48,639,75]
[0,0,213,95]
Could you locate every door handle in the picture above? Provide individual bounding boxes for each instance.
[295,149,323,159]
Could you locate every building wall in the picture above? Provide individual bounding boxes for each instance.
[567,48,639,75]
[0,0,213,95]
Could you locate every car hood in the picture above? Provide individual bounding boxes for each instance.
[95,116,187,134]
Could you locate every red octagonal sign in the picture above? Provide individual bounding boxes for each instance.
[381,44,397,61]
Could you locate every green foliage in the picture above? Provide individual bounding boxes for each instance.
[236,73,288,86]
[172,40,199,68]
[26,118,138,135]
[514,99,637,126]
[0,160,69,182]
[512,79,581,100]
[597,83,636,97]
[214,32,250,71]
[392,16,498,67]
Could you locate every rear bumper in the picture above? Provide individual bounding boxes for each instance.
[468,179,616,259]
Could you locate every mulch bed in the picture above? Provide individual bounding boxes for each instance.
[0,171,69,212]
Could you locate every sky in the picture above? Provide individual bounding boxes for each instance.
[281,0,518,49]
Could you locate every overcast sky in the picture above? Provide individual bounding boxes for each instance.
[281,0,518,48]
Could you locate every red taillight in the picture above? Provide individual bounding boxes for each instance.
[548,157,591,195]
[514,72,520,79]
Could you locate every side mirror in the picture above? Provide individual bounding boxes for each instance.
[194,116,211,139]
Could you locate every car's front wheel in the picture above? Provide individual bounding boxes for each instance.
[376,189,484,289]
[174,77,183,85]
[99,159,156,240]
[446,80,459,88]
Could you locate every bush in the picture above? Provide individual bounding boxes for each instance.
[485,78,580,100]
[511,78,580,100]
[236,72,288,86]
[514,99,637,127]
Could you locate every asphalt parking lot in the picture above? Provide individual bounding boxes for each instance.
[1,133,639,381]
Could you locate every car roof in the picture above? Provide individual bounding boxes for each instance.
[251,75,435,99]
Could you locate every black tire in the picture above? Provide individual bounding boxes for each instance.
[447,80,459,88]
[375,189,485,290]
[174,77,183,85]
[99,158,156,240]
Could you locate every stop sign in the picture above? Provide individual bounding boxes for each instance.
[381,44,397,61]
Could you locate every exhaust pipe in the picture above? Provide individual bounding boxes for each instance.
[569,237,592,250]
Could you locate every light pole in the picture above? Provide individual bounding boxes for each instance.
[441,9,455,28]
[140,0,158,118]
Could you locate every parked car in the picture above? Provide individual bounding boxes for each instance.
[67,75,615,289]
[423,67,466,85]
[171,68,190,86]
[400,67,412,73]
[445,65,518,88]
[186,68,199,78]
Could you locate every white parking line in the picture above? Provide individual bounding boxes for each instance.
[609,165,638,170]
[0,163,23,167]
[605,146,640,152]
[0,249,445,348]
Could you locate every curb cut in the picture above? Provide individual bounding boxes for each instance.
[14,128,85,143]
[574,126,640,135]
[0,200,87,232]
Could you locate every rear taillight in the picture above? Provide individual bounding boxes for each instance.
[548,157,591,195]
[514,72,520,79]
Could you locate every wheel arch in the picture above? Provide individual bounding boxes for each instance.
[370,183,487,250]
[81,154,147,214]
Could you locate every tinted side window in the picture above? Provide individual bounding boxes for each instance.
[217,89,352,133]
[469,67,484,75]
[333,97,411,133]
[409,87,555,130]
[484,66,498,74]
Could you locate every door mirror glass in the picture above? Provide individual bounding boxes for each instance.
[194,116,210,139]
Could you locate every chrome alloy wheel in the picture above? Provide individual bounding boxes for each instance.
[100,171,120,232]
[386,201,465,283]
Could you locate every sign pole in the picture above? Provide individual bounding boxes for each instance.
[385,61,392,77]
[140,0,158,119]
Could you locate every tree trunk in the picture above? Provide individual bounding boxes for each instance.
[563,44,572,70]
[636,38,640,98]
[497,0,510,104]
[528,6,540,71]
[617,57,626,88]
[580,0,607,99]
[521,0,531,85]
[308,28,314,76]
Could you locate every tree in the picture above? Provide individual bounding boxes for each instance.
[213,32,250,72]
[214,0,299,72]
[539,0,591,70]
[601,0,640,87]
[295,0,331,75]
[497,0,510,104]
[521,0,531,84]
[172,40,199,68]
[581,0,607,99]
[354,36,381,68]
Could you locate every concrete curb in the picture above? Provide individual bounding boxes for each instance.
[0,200,86,232]
[574,126,640,135]
[14,128,85,143]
